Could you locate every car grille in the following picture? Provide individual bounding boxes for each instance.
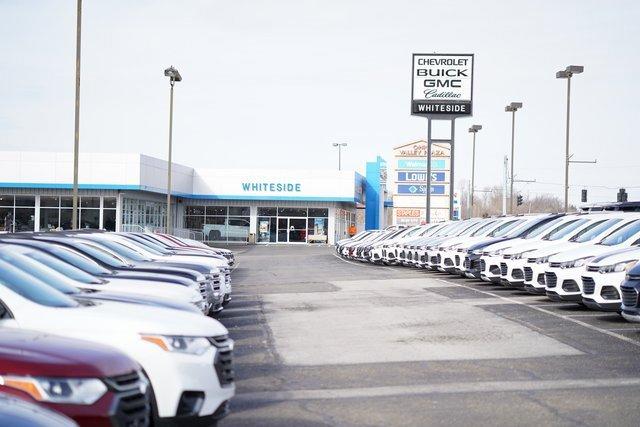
[455,255,460,266]
[436,254,442,264]
[500,263,508,276]
[527,257,537,263]
[104,371,151,427]
[480,259,486,272]
[503,254,512,259]
[549,262,562,268]
[523,267,533,282]
[546,272,558,288]
[210,335,234,387]
[587,266,599,272]
[399,251,406,259]
[512,269,524,280]
[621,288,638,307]
[582,276,596,295]
[199,281,209,299]
[470,259,481,270]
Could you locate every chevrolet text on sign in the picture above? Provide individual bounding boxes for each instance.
[411,53,473,116]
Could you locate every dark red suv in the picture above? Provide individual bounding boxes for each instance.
[0,329,151,427]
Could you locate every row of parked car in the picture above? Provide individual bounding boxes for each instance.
[336,212,640,322]
[0,230,236,426]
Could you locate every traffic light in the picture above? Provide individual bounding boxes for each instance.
[617,188,628,203]
[516,194,523,206]
[581,189,588,203]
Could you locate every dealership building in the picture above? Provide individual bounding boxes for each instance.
[0,151,389,244]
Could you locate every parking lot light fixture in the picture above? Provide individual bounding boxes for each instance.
[332,143,348,171]
[505,102,523,213]
[468,125,482,218]
[164,66,181,234]
[556,65,584,212]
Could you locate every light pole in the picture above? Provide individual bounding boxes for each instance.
[71,0,82,229]
[332,143,347,170]
[556,65,584,212]
[468,125,482,218]
[164,66,182,234]
[504,102,523,214]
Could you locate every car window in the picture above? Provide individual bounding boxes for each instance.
[75,242,130,268]
[87,239,152,262]
[570,218,623,243]
[522,217,566,239]
[0,259,79,308]
[126,236,173,255]
[46,245,113,275]
[470,221,498,237]
[543,218,590,241]
[599,220,640,246]
[25,250,102,284]
[490,219,523,237]
[0,251,80,294]
[117,238,164,256]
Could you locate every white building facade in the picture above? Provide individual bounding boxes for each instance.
[0,152,364,244]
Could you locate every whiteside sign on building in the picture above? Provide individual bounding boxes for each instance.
[411,53,474,116]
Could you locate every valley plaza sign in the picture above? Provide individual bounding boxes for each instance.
[411,53,474,116]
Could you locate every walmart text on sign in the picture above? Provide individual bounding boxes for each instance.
[397,159,446,170]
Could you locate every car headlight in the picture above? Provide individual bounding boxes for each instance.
[598,260,637,274]
[560,257,593,269]
[535,256,551,264]
[0,376,108,405]
[141,335,212,355]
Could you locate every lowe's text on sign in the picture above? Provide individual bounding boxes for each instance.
[411,53,473,116]
[397,184,446,195]
[397,171,445,183]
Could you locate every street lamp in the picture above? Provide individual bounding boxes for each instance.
[556,65,584,212]
[332,143,347,170]
[164,66,182,234]
[71,0,82,229]
[468,125,482,218]
[505,102,523,213]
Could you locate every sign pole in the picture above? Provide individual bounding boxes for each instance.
[449,118,456,220]
[426,118,432,223]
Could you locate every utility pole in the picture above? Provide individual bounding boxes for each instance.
[505,102,523,214]
[332,143,347,170]
[71,0,82,229]
[164,66,182,234]
[502,156,508,215]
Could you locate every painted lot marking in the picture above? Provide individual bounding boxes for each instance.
[435,278,640,348]
[235,377,640,403]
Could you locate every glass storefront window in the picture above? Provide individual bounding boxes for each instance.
[206,206,227,216]
[41,196,60,207]
[185,215,204,230]
[81,197,100,208]
[103,197,117,209]
[186,206,205,215]
[40,208,60,231]
[0,207,12,231]
[229,206,250,216]
[14,208,35,232]
[79,209,100,229]
[278,207,307,217]
[60,209,73,230]
[61,196,74,208]
[308,208,328,217]
[103,209,116,231]
[257,207,277,216]
[257,217,277,243]
[203,217,225,241]
[227,217,250,242]
[0,196,14,207]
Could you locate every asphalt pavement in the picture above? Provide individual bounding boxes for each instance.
[219,245,640,427]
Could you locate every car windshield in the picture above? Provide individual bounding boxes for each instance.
[470,220,498,237]
[0,252,79,296]
[74,241,130,268]
[44,245,113,275]
[490,219,523,237]
[504,218,542,237]
[522,217,566,239]
[117,238,165,256]
[570,218,623,243]
[25,250,103,284]
[86,238,152,262]
[0,259,79,308]
[599,220,640,246]
[126,236,173,255]
[542,218,590,241]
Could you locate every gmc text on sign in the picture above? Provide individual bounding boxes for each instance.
[411,53,474,116]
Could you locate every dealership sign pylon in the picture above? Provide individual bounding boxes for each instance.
[411,53,474,221]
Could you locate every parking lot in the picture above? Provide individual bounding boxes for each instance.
[221,245,640,426]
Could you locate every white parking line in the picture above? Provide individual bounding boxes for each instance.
[331,253,397,272]
[434,278,640,348]
[235,377,640,403]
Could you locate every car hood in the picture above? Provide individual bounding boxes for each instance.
[102,277,200,301]
[548,244,624,263]
[75,288,200,314]
[526,241,585,259]
[503,240,554,256]
[0,329,138,378]
[588,247,640,266]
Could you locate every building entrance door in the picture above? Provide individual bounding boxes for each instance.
[276,217,308,243]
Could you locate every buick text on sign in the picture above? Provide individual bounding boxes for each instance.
[411,53,473,116]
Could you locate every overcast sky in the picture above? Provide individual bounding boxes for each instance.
[1,0,639,205]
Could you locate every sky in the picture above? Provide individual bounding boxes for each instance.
[1,0,639,206]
